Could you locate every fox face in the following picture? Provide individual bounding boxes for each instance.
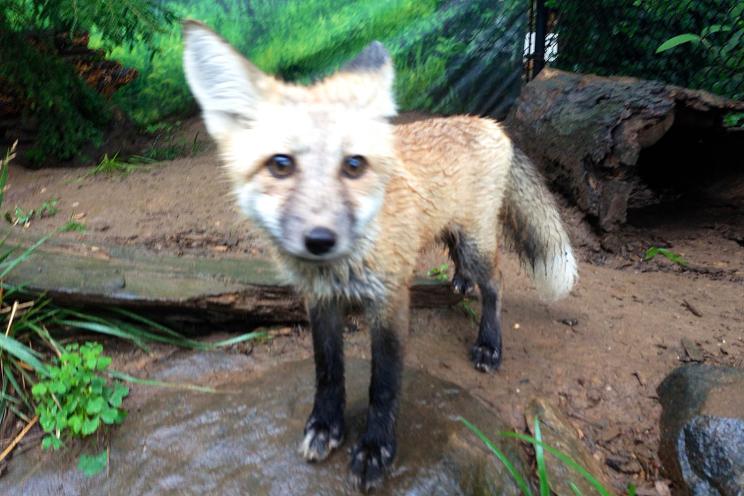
[183,21,398,262]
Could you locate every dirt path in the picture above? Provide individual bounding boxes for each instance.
[4,139,743,494]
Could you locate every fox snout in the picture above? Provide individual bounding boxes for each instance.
[304,227,337,255]
[278,202,354,261]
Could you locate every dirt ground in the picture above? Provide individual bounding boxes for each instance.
[4,119,743,495]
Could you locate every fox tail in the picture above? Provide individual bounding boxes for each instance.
[501,148,578,301]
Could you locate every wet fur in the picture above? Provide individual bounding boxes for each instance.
[182,21,577,492]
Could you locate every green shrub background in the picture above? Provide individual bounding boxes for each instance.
[94,0,527,129]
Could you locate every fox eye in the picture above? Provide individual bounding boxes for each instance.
[266,154,295,178]
[341,155,368,179]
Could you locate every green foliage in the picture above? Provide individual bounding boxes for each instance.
[459,416,637,496]
[643,246,688,267]
[655,4,743,100]
[78,450,108,477]
[62,219,87,232]
[32,342,129,450]
[656,33,704,52]
[87,153,141,176]
[5,198,59,226]
[39,199,59,218]
[94,0,525,126]
[553,0,743,101]
[0,0,175,165]
[427,263,450,282]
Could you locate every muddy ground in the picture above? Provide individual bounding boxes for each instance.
[3,119,743,494]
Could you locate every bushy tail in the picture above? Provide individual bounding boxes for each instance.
[502,148,577,301]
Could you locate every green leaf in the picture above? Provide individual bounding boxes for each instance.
[69,414,83,434]
[534,417,550,496]
[0,333,50,377]
[656,34,701,53]
[96,356,112,371]
[108,383,129,407]
[78,450,107,477]
[31,382,48,396]
[39,412,55,432]
[100,407,120,424]
[643,247,688,266]
[41,435,62,450]
[86,397,105,414]
[82,416,100,436]
[701,24,731,37]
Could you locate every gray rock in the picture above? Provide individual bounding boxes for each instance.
[658,364,744,496]
[1,355,528,495]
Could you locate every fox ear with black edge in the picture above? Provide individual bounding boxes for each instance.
[338,41,397,117]
[182,20,271,139]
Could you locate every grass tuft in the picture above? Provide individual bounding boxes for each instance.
[459,416,638,496]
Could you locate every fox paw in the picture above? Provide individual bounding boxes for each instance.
[452,272,474,294]
[299,416,344,462]
[349,437,395,492]
[470,343,502,373]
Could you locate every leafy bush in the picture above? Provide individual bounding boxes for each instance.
[96,0,526,126]
[551,0,742,100]
[32,342,129,450]
[0,0,175,165]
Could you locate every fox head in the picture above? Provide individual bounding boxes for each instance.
[182,21,398,263]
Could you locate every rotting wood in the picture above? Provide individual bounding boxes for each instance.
[506,68,744,231]
[7,235,465,329]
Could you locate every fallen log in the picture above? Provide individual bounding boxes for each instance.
[506,68,744,231]
[10,236,463,330]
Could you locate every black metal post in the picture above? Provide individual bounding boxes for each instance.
[533,0,547,76]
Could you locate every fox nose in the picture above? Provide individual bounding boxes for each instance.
[304,227,337,255]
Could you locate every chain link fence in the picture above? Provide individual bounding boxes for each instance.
[527,0,743,101]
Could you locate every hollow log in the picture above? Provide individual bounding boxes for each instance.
[505,68,744,231]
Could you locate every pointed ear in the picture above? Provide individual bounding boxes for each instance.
[182,20,271,139]
[337,41,396,116]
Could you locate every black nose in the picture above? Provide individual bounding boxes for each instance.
[304,227,337,255]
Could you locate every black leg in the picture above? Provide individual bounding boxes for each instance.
[470,277,503,372]
[443,229,503,372]
[443,231,475,295]
[350,293,406,492]
[299,298,346,462]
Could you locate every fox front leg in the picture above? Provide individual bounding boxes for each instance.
[299,298,346,462]
[350,290,407,492]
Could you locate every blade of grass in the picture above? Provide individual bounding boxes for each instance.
[56,320,149,351]
[458,417,534,496]
[0,233,53,279]
[105,307,186,340]
[498,431,612,496]
[209,331,269,348]
[0,333,50,376]
[569,481,584,496]
[534,416,550,496]
[108,370,219,394]
[5,363,34,412]
[60,312,204,349]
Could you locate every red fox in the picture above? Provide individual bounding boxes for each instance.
[183,20,577,492]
